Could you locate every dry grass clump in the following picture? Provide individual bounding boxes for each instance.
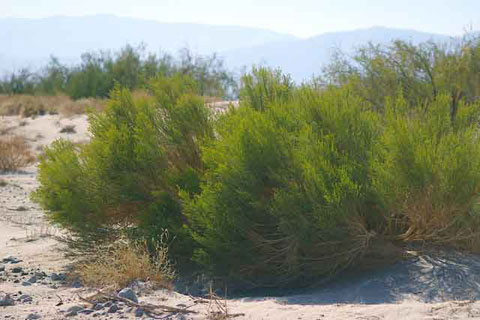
[0,94,105,117]
[0,135,35,172]
[393,187,480,251]
[77,240,174,290]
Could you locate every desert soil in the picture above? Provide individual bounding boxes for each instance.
[2,114,480,319]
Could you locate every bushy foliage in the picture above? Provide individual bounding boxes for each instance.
[323,36,480,115]
[182,71,381,285]
[372,94,480,249]
[240,67,295,111]
[33,75,214,258]
[34,37,480,288]
[0,46,237,100]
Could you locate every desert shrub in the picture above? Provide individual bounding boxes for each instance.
[33,75,214,258]
[0,135,35,172]
[77,237,174,289]
[322,36,480,114]
[183,76,381,286]
[372,94,480,250]
[240,67,295,111]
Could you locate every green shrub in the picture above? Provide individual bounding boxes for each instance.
[183,78,381,286]
[372,94,480,250]
[33,63,480,289]
[33,75,214,258]
[240,67,295,111]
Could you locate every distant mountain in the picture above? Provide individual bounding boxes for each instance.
[0,16,459,81]
[222,27,452,81]
[0,15,297,72]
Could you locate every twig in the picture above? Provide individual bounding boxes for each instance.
[78,291,198,315]
[55,294,64,306]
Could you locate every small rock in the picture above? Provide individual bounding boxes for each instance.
[34,271,46,278]
[118,288,138,303]
[67,306,84,312]
[50,272,66,281]
[2,255,21,264]
[27,275,37,284]
[22,281,32,286]
[134,308,144,317]
[71,279,83,288]
[11,267,23,273]
[50,273,60,281]
[19,294,33,303]
[93,303,104,310]
[79,309,94,315]
[66,305,84,316]
[26,314,41,320]
[0,293,15,306]
[103,301,113,308]
[108,304,119,313]
[0,264,5,272]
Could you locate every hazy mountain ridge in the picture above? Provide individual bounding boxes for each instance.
[0,15,460,81]
[222,26,452,81]
[0,15,297,71]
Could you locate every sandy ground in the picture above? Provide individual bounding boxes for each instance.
[2,113,480,319]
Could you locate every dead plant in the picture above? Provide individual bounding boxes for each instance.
[76,237,174,290]
[0,135,35,171]
[393,186,480,251]
[0,94,105,117]
[206,286,244,319]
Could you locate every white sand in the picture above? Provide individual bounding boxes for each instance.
[1,114,480,319]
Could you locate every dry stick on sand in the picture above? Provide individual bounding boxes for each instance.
[79,291,198,316]
[204,287,245,319]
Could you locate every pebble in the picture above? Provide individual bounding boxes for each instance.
[0,293,15,306]
[50,272,66,281]
[71,279,83,288]
[108,304,119,313]
[0,264,5,272]
[93,303,104,310]
[134,308,144,317]
[26,314,41,320]
[19,294,33,303]
[80,309,94,315]
[65,305,84,316]
[11,267,23,273]
[118,288,138,303]
[2,255,21,264]
[67,306,84,313]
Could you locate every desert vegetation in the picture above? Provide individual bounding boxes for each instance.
[0,135,35,172]
[0,45,237,101]
[0,94,105,117]
[30,35,480,289]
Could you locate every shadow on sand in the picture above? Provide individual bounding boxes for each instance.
[242,249,480,305]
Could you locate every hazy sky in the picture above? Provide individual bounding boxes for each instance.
[2,0,479,38]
